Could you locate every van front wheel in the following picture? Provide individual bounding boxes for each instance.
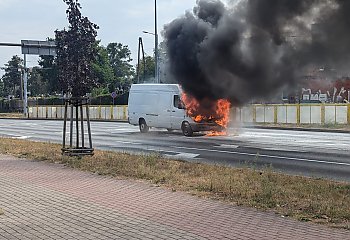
[182,122,193,137]
[139,119,149,133]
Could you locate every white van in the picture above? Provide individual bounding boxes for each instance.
[128,84,222,136]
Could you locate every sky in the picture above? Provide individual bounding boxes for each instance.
[0,0,199,76]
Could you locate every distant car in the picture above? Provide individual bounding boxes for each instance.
[300,100,322,104]
[128,84,222,136]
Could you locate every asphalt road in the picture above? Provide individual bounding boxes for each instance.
[0,119,350,182]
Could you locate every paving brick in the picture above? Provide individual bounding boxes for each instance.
[0,154,349,240]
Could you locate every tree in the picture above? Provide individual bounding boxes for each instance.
[0,56,23,97]
[136,55,155,83]
[28,68,49,96]
[55,0,99,97]
[106,43,134,86]
[92,43,115,92]
[56,0,98,156]
[38,55,59,94]
[0,80,4,97]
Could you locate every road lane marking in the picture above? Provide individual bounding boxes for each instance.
[16,136,30,139]
[216,144,239,149]
[173,146,350,167]
[164,152,199,159]
[93,139,350,166]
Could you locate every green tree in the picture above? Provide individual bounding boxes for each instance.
[0,55,23,97]
[0,80,4,97]
[28,68,49,96]
[136,55,155,83]
[38,55,59,94]
[106,43,134,86]
[92,43,115,92]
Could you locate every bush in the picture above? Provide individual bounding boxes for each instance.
[23,92,129,106]
[90,92,128,105]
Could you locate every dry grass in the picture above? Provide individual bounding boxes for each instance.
[0,113,23,119]
[0,137,349,229]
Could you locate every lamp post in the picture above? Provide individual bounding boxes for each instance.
[142,31,159,84]
[154,0,159,83]
[142,0,159,83]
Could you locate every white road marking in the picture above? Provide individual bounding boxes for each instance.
[16,136,30,140]
[173,146,350,167]
[165,152,200,159]
[262,147,308,153]
[0,133,30,140]
[216,144,239,149]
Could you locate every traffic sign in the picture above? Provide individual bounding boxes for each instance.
[111,91,117,99]
[21,40,57,56]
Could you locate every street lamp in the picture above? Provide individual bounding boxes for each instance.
[142,31,154,36]
[141,0,159,83]
[154,0,159,84]
[142,31,159,84]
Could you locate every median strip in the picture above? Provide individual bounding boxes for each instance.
[0,137,349,230]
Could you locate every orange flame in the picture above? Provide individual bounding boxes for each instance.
[182,93,231,136]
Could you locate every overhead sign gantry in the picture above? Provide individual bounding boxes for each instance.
[0,40,56,115]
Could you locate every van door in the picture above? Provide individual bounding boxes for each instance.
[170,94,186,130]
[142,92,160,127]
[156,92,172,129]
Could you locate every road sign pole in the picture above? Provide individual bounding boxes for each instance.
[23,54,28,117]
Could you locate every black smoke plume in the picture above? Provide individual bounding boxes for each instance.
[163,0,350,105]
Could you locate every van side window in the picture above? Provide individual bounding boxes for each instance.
[174,95,180,108]
[174,95,184,109]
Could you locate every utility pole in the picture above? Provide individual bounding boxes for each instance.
[154,0,159,83]
[23,54,28,116]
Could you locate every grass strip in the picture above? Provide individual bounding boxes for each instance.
[0,113,23,119]
[0,137,349,229]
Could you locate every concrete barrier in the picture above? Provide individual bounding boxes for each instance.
[28,104,349,125]
[237,104,349,125]
[28,105,128,121]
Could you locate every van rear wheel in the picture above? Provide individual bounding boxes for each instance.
[182,122,193,137]
[139,119,149,133]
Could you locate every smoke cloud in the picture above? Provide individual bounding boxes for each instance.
[163,0,350,105]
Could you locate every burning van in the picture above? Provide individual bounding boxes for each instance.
[128,84,229,136]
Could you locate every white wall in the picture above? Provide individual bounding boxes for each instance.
[28,105,128,121]
[28,104,348,125]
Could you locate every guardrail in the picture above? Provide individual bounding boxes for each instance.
[28,104,350,125]
[28,105,128,121]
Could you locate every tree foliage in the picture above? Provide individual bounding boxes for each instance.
[92,43,115,91]
[28,68,49,96]
[55,0,99,97]
[0,55,23,97]
[106,43,134,85]
[0,80,4,97]
[136,55,155,83]
[38,55,59,94]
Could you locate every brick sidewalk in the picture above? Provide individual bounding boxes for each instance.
[0,155,349,240]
